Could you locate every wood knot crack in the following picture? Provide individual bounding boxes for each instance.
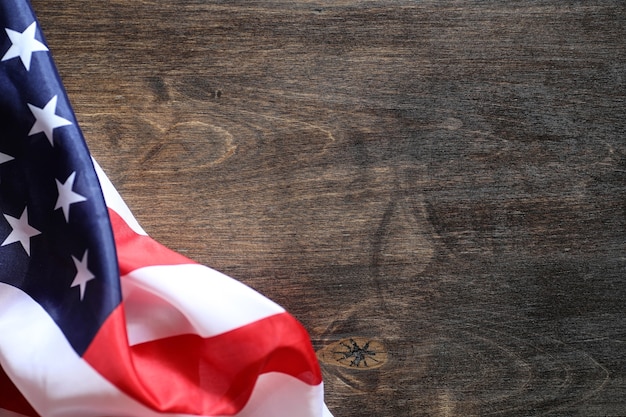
[317,337,387,369]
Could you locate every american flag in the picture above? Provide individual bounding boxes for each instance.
[0,1,333,416]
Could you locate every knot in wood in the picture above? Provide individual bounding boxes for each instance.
[317,337,387,370]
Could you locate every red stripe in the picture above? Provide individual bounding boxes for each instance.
[0,365,40,417]
[108,209,193,276]
[84,307,321,415]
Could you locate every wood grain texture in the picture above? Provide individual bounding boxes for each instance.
[32,1,625,416]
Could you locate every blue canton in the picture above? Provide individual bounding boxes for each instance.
[0,0,121,355]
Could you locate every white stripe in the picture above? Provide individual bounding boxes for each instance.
[0,283,330,417]
[231,374,327,417]
[123,264,285,345]
[92,158,146,236]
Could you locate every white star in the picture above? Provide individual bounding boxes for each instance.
[71,250,95,301]
[28,95,72,146]
[0,152,14,165]
[55,172,87,222]
[1,22,48,70]
[1,207,41,256]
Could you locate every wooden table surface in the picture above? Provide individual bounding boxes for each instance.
[32,1,625,416]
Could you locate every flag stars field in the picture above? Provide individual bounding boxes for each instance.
[1,21,48,70]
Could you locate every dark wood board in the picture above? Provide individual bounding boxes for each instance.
[31,1,625,416]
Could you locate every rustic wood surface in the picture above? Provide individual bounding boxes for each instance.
[32,1,625,416]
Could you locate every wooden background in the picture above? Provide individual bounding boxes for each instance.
[33,1,625,416]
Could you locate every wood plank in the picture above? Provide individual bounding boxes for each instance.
[32,1,626,415]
